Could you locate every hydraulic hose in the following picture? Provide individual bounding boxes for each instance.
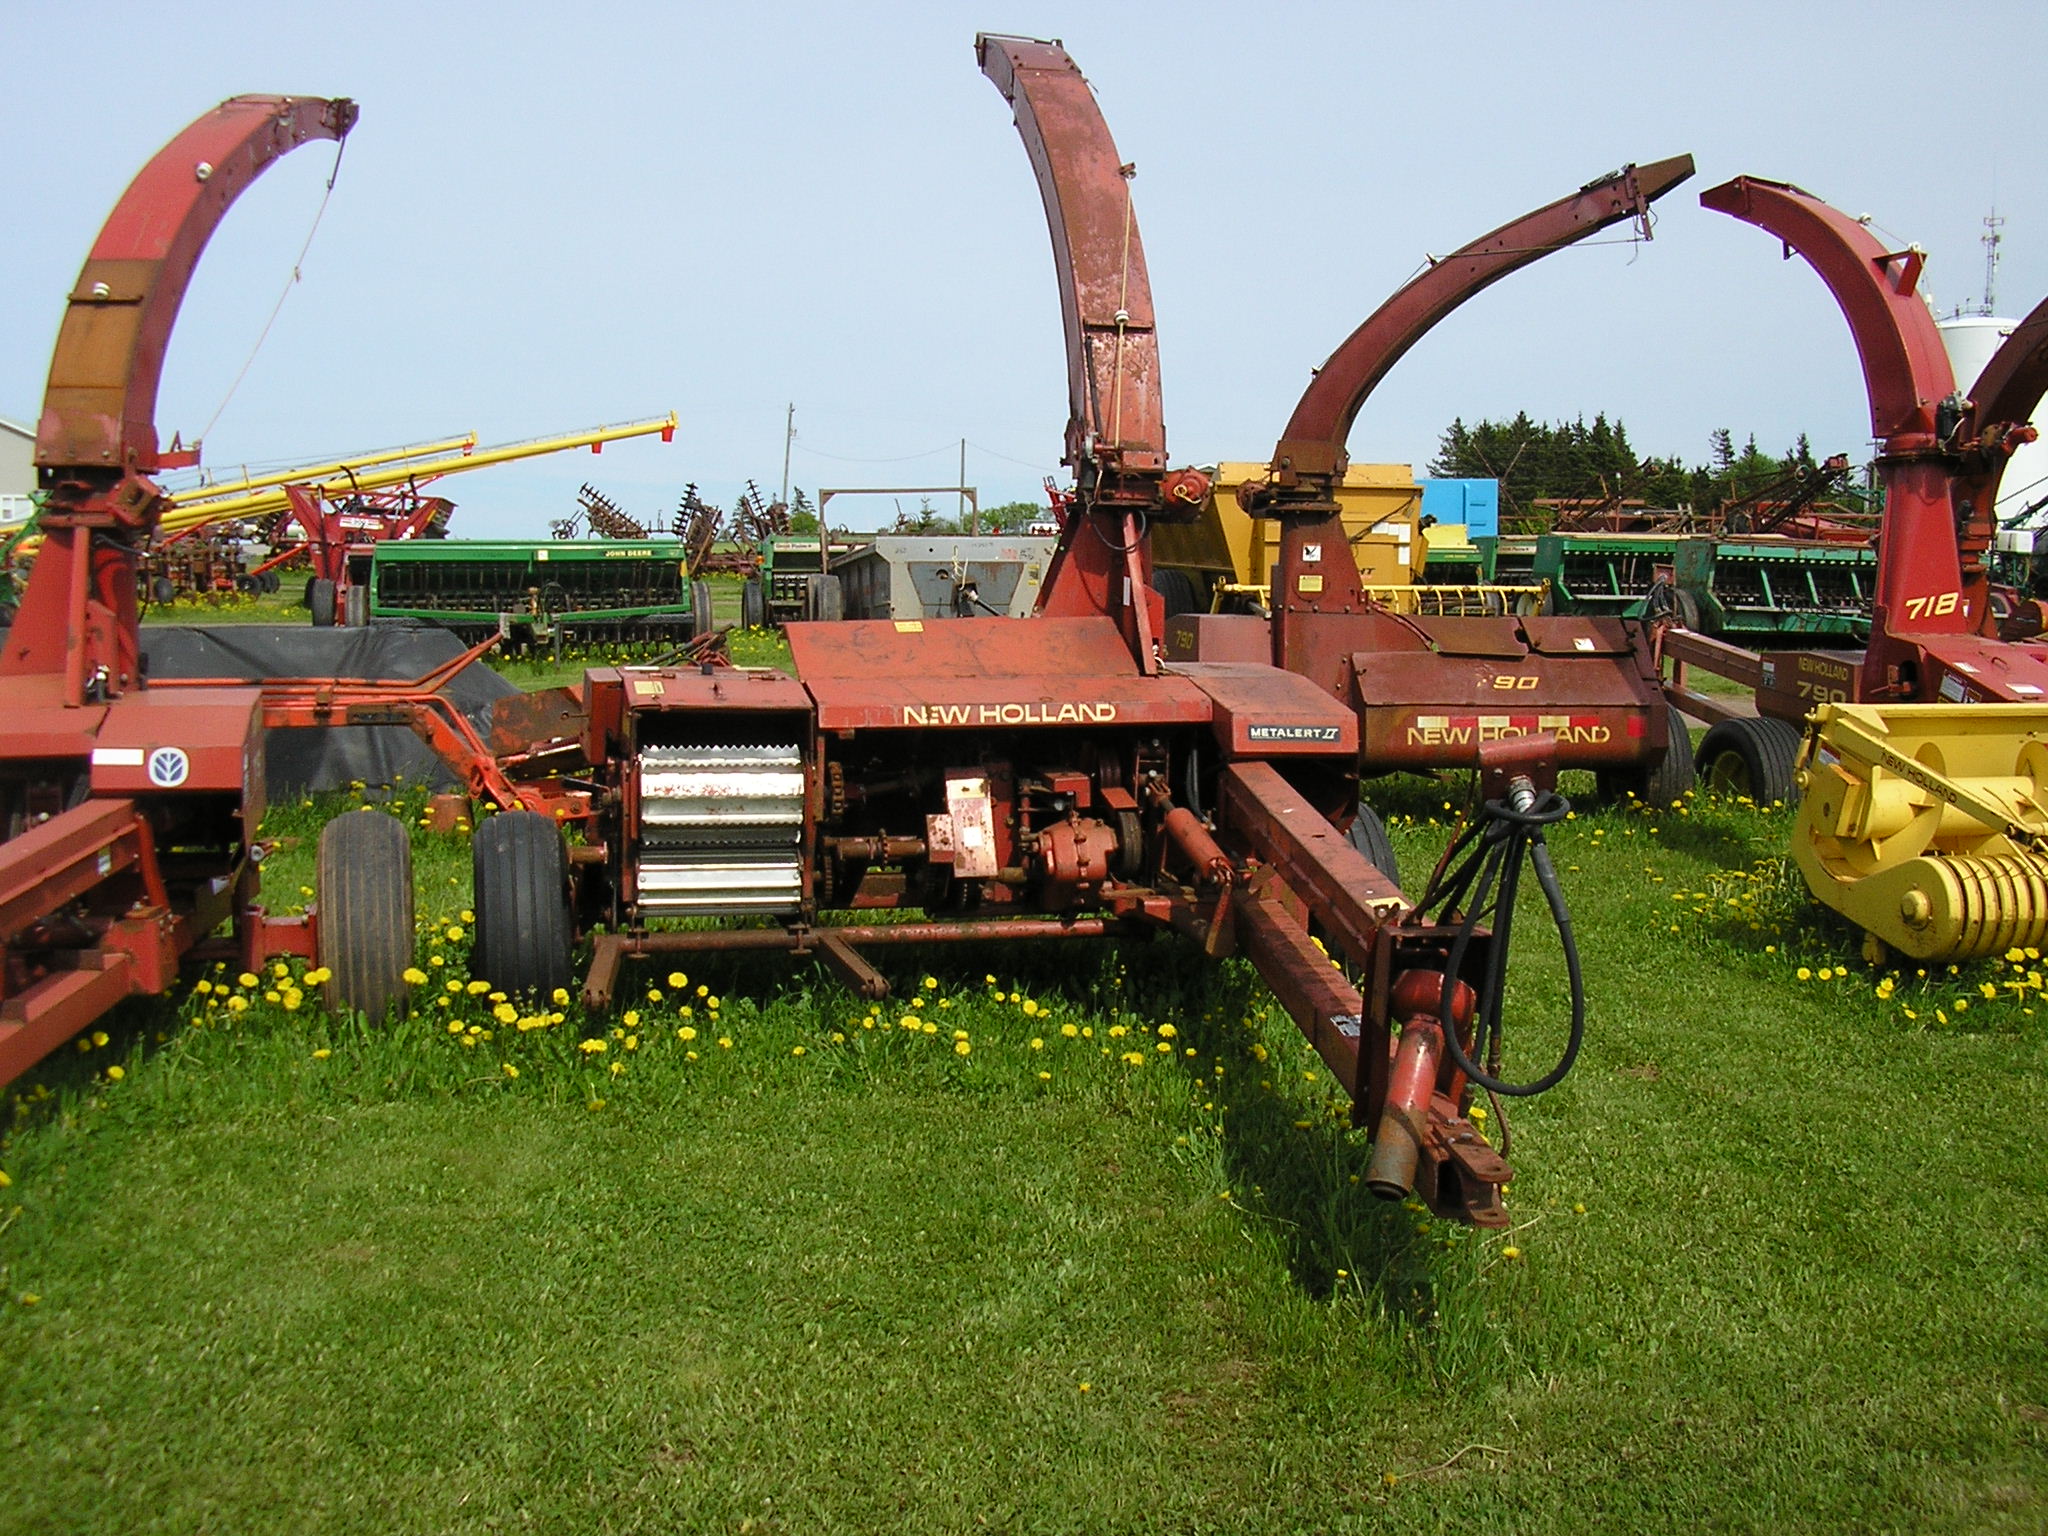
[1413,779,1584,1097]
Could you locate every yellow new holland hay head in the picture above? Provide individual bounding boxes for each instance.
[1795,703,2048,962]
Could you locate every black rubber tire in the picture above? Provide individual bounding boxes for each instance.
[1597,703,1697,809]
[343,583,369,627]
[316,810,416,1025]
[1151,567,1201,619]
[1346,802,1401,890]
[1674,587,1703,633]
[151,576,176,604]
[805,572,844,622]
[1696,715,1803,807]
[740,577,766,630]
[473,811,573,998]
[260,569,281,594]
[309,577,337,628]
[690,578,715,640]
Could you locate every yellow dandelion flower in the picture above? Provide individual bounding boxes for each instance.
[465,979,490,996]
[1060,1022,1078,1039]
[667,971,687,989]
[444,926,464,943]
[792,1045,807,1057]
[551,987,569,1005]
[608,1059,624,1076]
[921,1021,937,1035]
[923,975,938,992]
[623,1010,641,1028]
[646,988,663,1003]
[1029,1037,1044,1051]
[953,1039,971,1056]
[1037,1070,1051,1081]
[493,1002,518,1024]
[679,1025,697,1042]
[502,1062,518,1079]
[1156,1041,1172,1053]
[402,966,429,986]
[226,995,249,1013]
[105,1065,124,1082]
[624,1035,639,1052]
[1796,967,1812,981]
[1980,982,1998,999]
[696,984,709,998]
[238,972,258,989]
[952,1029,969,1041]
[718,1036,732,1049]
[1157,1023,1177,1039]
[579,1038,606,1054]
[1501,1246,1523,1260]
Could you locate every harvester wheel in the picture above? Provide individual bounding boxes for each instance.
[740,577,766,630]
[1696,716,1802,808]
[1597,704,1696,810]
[805,573,844,622]
[309,577,337,627]
[260,570,281,594]
[1151,567,1200,619]
[473,811,573,998]
[151,576,176,604]
[1346,803,1400,889]
[690,578,715,640]
[316,809,417,1025]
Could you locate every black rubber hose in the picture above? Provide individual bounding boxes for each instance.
[1429,789,1585,1098]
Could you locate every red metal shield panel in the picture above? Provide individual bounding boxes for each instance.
[89,686,262,794]
[1168,662,1358,758]
[805,673,1213,733]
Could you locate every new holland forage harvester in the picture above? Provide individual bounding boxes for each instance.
[446,35,1589,1227]
[1165,158,1700,815]
[1653,177,2048,963]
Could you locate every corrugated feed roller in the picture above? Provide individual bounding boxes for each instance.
[1793,703,2048,961]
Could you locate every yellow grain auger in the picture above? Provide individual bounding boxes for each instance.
[1795,704,2048,962]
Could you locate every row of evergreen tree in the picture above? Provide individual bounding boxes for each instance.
[1428,413,1862,527]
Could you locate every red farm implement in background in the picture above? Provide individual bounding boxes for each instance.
[1169,157,1699,824]
[1,96,382,1086]
[442,36,1593,1227]
[0,96,588,1089]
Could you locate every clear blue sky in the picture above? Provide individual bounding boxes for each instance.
[4,0,2040,535]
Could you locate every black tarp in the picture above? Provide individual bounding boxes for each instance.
[140,624,520,794]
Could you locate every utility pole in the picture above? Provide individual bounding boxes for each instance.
[780,403,795,514]
[960,439,972,532]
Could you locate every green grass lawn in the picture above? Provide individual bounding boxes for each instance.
[1,778,2044,1530]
